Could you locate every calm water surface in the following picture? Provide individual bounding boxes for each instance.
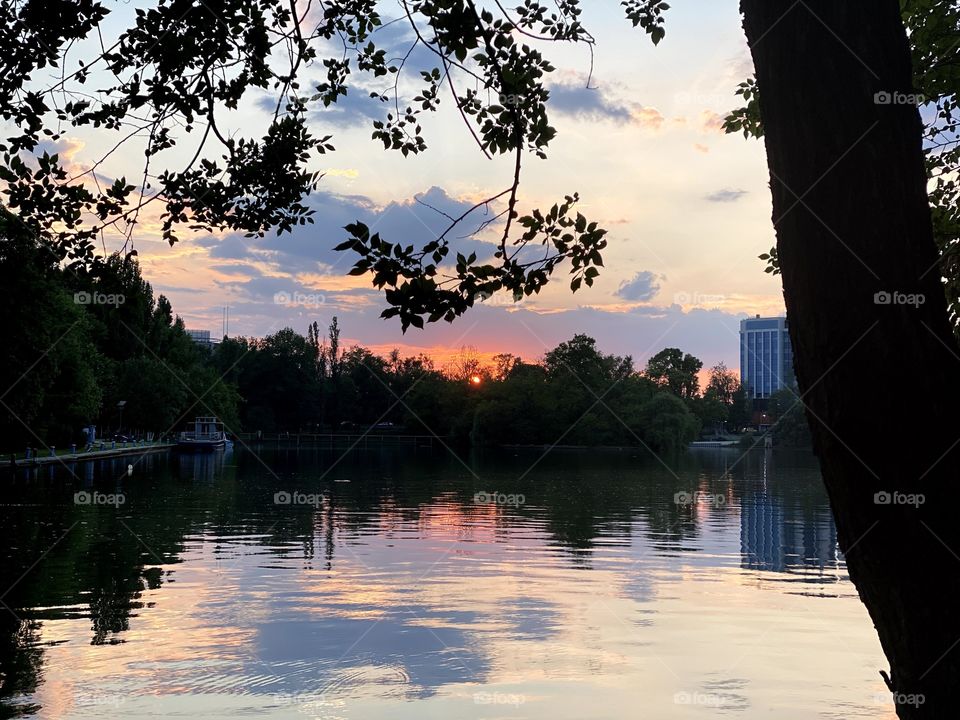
[0,446,893,719]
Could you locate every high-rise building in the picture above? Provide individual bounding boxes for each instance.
[186,329,214,348]
[739,315,794,399]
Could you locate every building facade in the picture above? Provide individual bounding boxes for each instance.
[186,329,214,348]
[739,315,794,399]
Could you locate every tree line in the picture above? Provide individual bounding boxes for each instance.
[2,218,763,454]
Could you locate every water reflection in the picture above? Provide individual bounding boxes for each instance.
[740,489,841,576]
[0,446,889,719]
[175,447,233,484]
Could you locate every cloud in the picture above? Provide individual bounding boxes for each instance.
[218,272,303,300]
[698,110,726,134]
[203,234,258,260]
[615,271,664,302]
[215,270,382,315]
[251,185,500,274]
[693,143,710,154]
[37,136,86,164]
[309,89,387,128]
[192,186,504,296]
[209,262,263,277]
[548,83,664,130]
[726,50,755,80]
[632,106,666,131]
[256,88,387,129]
[254,22,440,131]
[324,168,360,179]
[705,188,748,203]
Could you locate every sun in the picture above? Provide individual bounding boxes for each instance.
[469,375,482,385]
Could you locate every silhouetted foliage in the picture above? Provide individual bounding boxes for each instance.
[0,0,674,330]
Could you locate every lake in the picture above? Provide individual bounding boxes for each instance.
[0,445,893,719]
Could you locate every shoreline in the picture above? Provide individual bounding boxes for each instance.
[8,443,175,467]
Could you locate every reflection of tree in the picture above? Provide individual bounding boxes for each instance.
[0,616,43,718]
[0,453,238,712]
[0,445,839,715]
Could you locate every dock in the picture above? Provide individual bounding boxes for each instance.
[10,442,175,467]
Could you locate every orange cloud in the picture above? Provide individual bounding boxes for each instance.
[699,110,726,134]
[631,106,666,131]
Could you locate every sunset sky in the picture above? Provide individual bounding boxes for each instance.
[50,0,784,372]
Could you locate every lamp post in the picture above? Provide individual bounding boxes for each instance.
[117,400,127,436]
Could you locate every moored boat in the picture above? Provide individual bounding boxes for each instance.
[176,417,227,451]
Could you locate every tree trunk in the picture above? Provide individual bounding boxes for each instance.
[740,1,960,716]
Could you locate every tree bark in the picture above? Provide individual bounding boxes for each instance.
[740,1,960,716]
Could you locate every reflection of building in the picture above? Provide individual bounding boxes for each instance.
[739,315,794,399]
[186,329,214,348]
[740,491,840,574]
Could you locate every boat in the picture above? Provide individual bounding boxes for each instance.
[176,417,227,451]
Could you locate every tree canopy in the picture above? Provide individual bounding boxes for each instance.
[0,0,672,330]
[644,347,701,399]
